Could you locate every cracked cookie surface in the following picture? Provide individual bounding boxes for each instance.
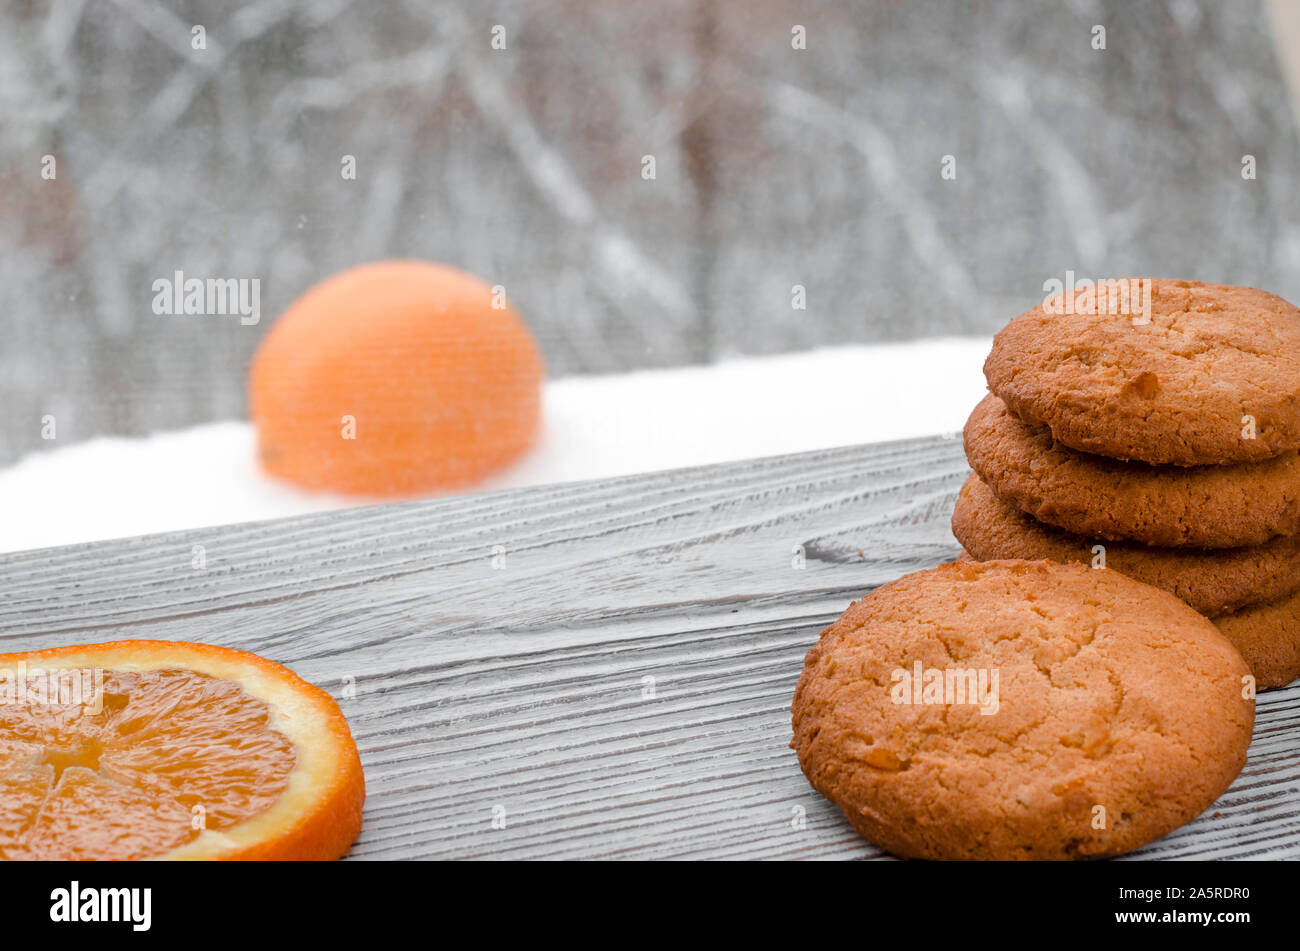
[964,393,1300,547]
[790,559,1254,860]
[952,473,1300,616]
[984,279,1300,466]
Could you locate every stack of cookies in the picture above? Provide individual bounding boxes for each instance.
[953,279,1300,688]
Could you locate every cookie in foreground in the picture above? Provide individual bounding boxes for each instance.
[790,559,1254,859]
[0,640,364,860]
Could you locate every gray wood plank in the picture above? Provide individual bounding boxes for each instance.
[0,433,1296,859]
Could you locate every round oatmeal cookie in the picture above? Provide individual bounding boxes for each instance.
[964,394,1300,548]
[1213,587,1300,690]
[952,473,1300,616]
[790,559,1254,860]
[984,279,1300,466]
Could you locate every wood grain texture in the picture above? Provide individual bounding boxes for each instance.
[0,433,1297,859]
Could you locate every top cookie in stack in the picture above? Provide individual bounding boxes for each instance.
[955,278,1300,687]
[984,279,1300,465]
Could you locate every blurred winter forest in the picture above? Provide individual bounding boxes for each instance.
[2,0,1300,463]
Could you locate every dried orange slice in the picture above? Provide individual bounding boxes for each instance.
[0,641,364,860]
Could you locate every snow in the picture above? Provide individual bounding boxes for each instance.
[0,340,991,553]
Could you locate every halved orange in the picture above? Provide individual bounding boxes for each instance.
[249,259,545,496]
[0,641,364,860]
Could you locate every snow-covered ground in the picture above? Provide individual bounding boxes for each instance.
[0,340,991,553]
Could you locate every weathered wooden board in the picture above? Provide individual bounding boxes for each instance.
[0,434,1296,859]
